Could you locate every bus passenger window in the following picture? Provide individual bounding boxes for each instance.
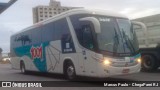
[82,25,94,50]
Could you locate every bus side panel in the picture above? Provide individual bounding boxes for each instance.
[12,42,50,72]
[45,40,61,73]
[11,17,79,74]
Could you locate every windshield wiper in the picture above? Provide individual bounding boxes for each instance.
[121,30,135,54]
[113,28,119,54]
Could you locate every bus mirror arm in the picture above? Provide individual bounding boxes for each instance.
[79,17,101,33]
[131,21,149,47]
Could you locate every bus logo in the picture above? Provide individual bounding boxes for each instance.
[30,45,43,59]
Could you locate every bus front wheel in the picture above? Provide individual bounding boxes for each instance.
[64,61,76,80]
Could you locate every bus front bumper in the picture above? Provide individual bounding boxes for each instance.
[97,63,141,78]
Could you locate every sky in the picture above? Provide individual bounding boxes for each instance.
[0,0,160,53]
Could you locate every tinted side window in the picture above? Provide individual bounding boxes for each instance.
[14,30,32,47]
[54,18,70,40]
[42,18,71,42]
[82,25,94,50]
[23,31,32,46]
[32,27,42,45]
[42,22,55,42]
[56,18,75,53]
[14,34,22,47]
[70,15,87,45]
[70,14,95,50]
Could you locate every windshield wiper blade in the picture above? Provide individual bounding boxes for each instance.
[113,28,119,54]
[121,30,135,54]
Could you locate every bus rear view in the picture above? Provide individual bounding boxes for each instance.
[10,9,141,80]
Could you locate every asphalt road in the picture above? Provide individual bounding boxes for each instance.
[0,63,160,90]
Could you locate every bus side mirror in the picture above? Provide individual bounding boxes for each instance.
[131,21,149,47]
[131,21,147,32]
[79,17,101,33]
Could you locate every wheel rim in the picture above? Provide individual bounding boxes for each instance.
[67,66,74,77]
[143,56,152,69]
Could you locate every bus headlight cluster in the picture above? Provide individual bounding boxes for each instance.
[136,58,141,63]
[103,58,111,65]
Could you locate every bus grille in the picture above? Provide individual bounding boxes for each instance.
[111,62,138,67]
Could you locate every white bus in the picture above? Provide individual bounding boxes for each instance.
[10,9,141,80]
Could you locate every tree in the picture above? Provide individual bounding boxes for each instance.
[0,48,2,54]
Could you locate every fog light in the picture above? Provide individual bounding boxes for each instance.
[137,58,141,63]
[103,59,111,65]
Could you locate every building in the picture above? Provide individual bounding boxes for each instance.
[0,0,17,14]
[33,0,81,24]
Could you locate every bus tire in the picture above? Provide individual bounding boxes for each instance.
[64,61,76,80]
[141,54,159,71]
[20,61,26,74]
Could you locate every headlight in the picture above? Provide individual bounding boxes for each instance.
[103,58,111,65]
[137,58,141,63]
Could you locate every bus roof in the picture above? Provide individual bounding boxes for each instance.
[12,8,128,36]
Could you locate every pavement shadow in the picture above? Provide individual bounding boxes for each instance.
[140,69,160,73]
[15,71,137,87]
[23,71,66,80]
[20,71,135,81]
[76,76,135,81]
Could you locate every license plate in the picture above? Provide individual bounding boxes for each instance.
[122,69,130,73]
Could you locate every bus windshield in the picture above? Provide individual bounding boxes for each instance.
[97,17,139,56]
